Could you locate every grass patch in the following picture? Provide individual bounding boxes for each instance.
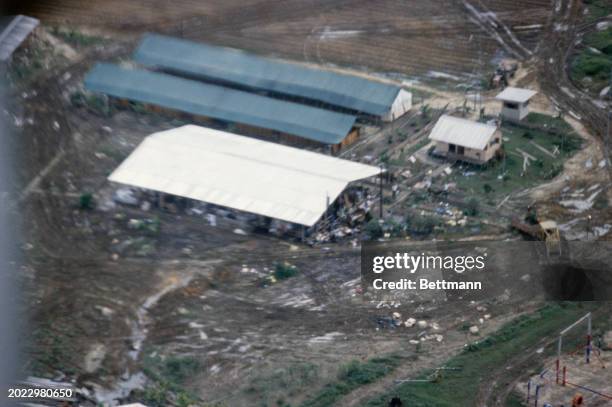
[7,42,60,84]
[571,26,612,93]
[245,362,319,406]
[364,303,592,407]
[27,323,78,377]
[139,354,201,407]
[70,90,113,116]
[51,27,106,47]
[583,0,612,21]
[445,113,581,202]
[506,392,527,407]
[300,355,402,407]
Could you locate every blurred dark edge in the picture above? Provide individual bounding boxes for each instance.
[1,3,21,406]
[3,0,40,16]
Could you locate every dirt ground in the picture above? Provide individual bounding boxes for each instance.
[16,0,552,77]
[3,1,612,406]
[516,329,612,406]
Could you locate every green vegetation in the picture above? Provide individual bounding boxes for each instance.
[571,26,612,93]
[129,217,161,234]
[245,362,319,406]
[7,44,59,84]
[364,303,591,407]
[273,262,299,280]
[405,214,441,236]
[403,137,431,157]
[506,392,527,407]
[583,0,612,21]
[140,354,201,407]
[28,323,78,377]
[79,192,94,210]
[446,113,581,201]
[51,27,106,47]
[464,198,480,216]
[70,90,112,116]
[301,355,402,407]
[365,219,384,239]
[260,262,300,287]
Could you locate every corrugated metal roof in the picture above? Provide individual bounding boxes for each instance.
[495,87,537,103]
[0,15,39,61]
[134,34,401,117]
[109,125,380,226]
[429,115,498,150]
[84,63,357,144]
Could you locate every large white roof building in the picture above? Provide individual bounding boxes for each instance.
[109,125,380,226]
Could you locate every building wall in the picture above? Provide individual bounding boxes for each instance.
[383,89,412,122]
[501,101,529,122]
[331,127,360,155]
[434,129,502,164]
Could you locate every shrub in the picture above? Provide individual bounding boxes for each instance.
[364,219,384,239]
[465,198,479,216]
[483,184,494,194]
[273,263,298,280]
[406,215,439,235]
[79,193,94,210]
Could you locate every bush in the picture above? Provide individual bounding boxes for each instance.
[79,193,94,210]
[163,356,200,383]
[464,198,479,216]
[141,355,200,407]
[406,215,439,235]
[483,184,494,194]
[572,53,612,80]
[364,219,384,239]
[273,263,298,280]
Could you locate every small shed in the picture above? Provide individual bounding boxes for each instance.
[495,87,537,122]
[429,115,502,165]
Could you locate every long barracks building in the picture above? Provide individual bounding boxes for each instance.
[84,63,360,154]
[134,34,412,122]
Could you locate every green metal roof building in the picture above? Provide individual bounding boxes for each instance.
[134,34,412,121]
[84,63,358,145]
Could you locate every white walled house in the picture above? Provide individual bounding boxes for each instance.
[429,115,502,165]
[495,87,537,122]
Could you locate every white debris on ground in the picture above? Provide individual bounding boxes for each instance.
[404,318,417,327]
[308,332,344,344]
[113,187,139,206]
[558,184,602,212]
